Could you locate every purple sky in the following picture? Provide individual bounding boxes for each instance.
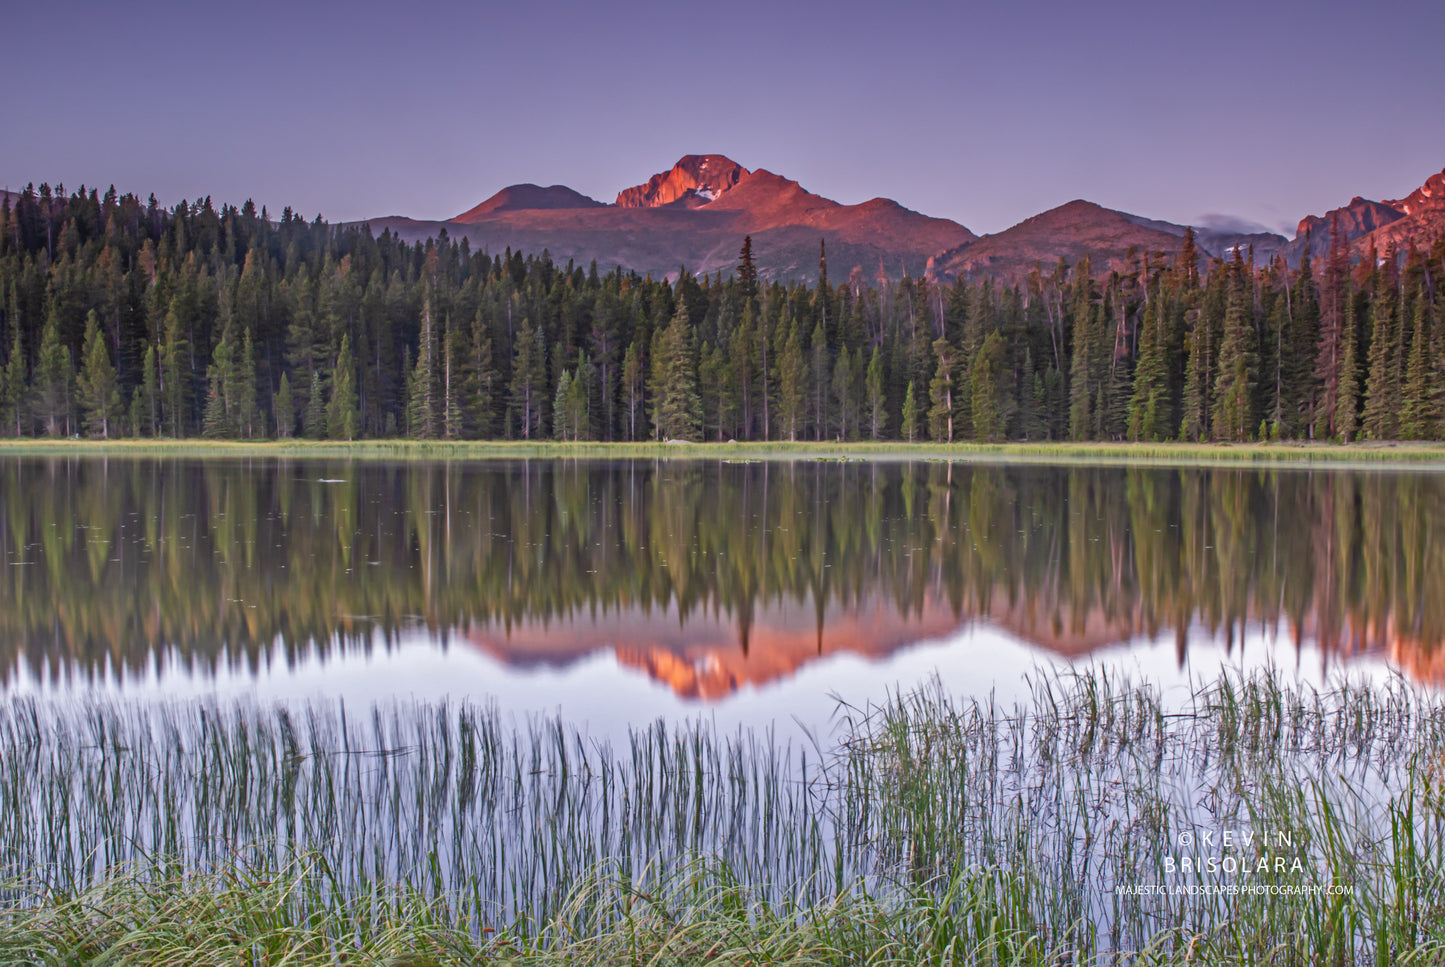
[5,0,1443,237]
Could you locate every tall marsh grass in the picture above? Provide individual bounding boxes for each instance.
[3,667,1445,963]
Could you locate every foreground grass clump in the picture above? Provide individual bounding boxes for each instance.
[4,668,1445,963]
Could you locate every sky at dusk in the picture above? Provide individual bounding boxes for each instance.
[5,0,1444,237]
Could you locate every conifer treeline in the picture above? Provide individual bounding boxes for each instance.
[2,182,1442,443]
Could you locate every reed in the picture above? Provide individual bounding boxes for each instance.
[3,666,1445,963]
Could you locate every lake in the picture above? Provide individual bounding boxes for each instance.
[3,456,1441,725]
[3,454,1445,952]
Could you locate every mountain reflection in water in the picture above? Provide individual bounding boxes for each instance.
[2,457,1442,695]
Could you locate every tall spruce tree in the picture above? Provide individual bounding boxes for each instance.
[509,324,546,440]
[1361,265,1399,440]
[327,333,359,441]
[652,301,701,441]
[1336,284,1362,443]
[76,311,120,439]
[1283,251,1320,437]
[235,328,258,438]
[621,340,644,441]
[1313,220,1350,438]
[1179,311,1209,442]
[201,333,234,438]
[1,328,23,436]
[1127,285,1168,441]
[274,371,295,438]
[927,336,957,443]
[866,346,886,440]
[970,331,1006,442]
[303,369,327,438]
[1399,290,1437,439]
[900,380,919,443]
[32,306,73,436]
[775,316,806,442]
[1211,254,1257,441]
[161,306,190,437]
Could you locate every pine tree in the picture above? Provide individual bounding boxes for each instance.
[552,370,573,440]
[622,340,644,441]
[1282,251,1320,437]
[969,331,1006,442]
[776,316,806,441]
[274,371,295,438]
[2,327,25,436]
[866,346,886,440]
[652,301,701,441]
[1313,220,1349,438]
[927,336,957,443]
[901,380,919,443]
[201,333,234,438]
[831,347,856,440]
[553,352,590,442]
[1127,288,1168,441]
[737,235,758,305]
[1068,263,1102,440]
[810,320,829,440]
[1210,255,1257,441]
[409,295,441,439]
[161,306,190,437]
[1179,312,1209,442]
[462,312,497,439]
[32,306,73,437]
[1399,292,1437,440]
[134,344,160,437]
[1336,285,1362,443]
[697,343,723,440]
[235,328,258,438]
[730,304,757,438]
[509,324,544,440]
[327,333,359,440]
[304,369,327,438]
[1361,271,1399,440]
[1016,347,1047,441]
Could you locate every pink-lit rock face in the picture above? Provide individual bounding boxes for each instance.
[1384,169,1445,217]
[614,155,749,209]
[1295,197,1404,242]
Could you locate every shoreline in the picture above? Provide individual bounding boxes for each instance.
[1,437,1445,467]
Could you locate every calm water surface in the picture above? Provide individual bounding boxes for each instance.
[3,456,1441,729]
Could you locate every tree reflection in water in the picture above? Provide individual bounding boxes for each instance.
[1,457,1441,693]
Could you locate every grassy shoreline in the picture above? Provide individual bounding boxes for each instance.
[4,668,1445,963]
[1,436,1445,467]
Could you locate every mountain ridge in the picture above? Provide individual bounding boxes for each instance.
[355,157,1445,283]
[361,154,974,282]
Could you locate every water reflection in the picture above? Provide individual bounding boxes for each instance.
[1,457,1442,694]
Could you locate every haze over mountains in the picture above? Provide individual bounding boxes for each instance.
[360,155,1445,284]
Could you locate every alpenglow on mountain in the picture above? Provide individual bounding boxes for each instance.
[362,154,974,283]
[359,156,1445,282]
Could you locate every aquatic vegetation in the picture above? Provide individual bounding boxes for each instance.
[3,666,1445,962]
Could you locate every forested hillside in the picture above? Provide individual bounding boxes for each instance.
[1,182,1442,443]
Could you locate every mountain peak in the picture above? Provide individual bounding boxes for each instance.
[1384,168,1445,216]
[615,155,749,208]
[453,184,603,222]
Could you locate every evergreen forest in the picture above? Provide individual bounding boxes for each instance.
[2,182,1443,444]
